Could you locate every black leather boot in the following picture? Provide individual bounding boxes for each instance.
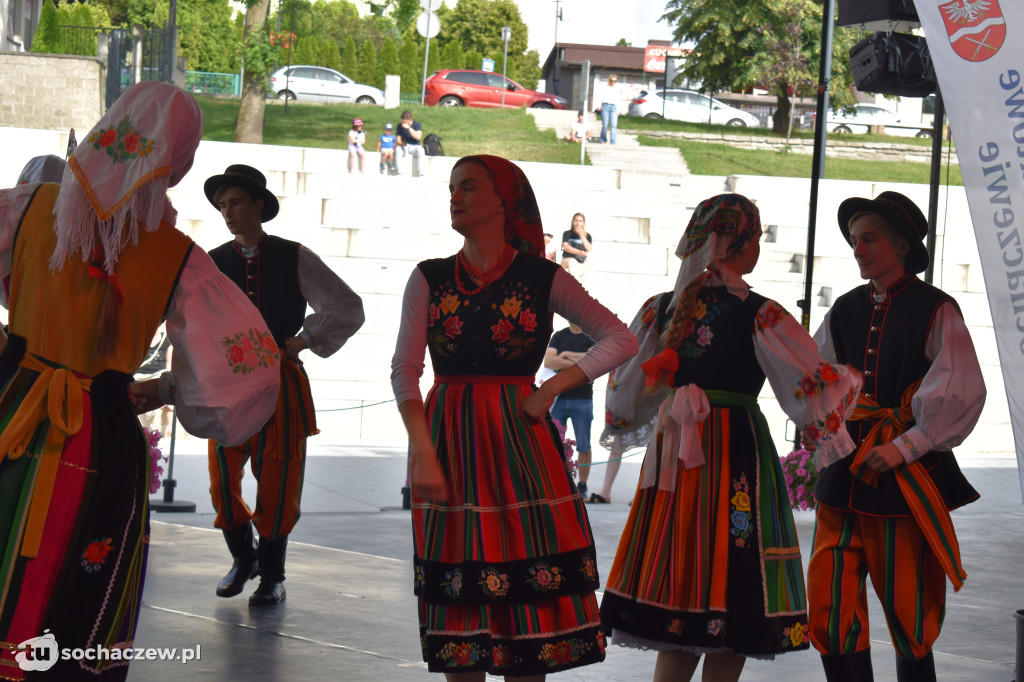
[896,651,936,682]
[821,650,875,682]
[249,536,287,606]
[216,523,258,597]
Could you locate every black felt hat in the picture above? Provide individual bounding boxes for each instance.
[837,191,929,275]
[204,164,280,222]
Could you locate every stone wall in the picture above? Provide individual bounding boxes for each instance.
[641,129,961,166]
[0,52,104,133]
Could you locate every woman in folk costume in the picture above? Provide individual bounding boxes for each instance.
[391,155,637,679]
[598,194,861,682]
[0,81,279,680]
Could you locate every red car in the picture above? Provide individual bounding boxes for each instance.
[424,69,568,109]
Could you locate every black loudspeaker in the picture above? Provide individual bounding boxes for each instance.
[850,32,936,97]
[837,0,919,30]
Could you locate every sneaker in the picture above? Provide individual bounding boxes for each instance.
[577,481,588,497]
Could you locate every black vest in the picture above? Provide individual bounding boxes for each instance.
[815,275,978,515]
[209,235,306,347]
[417,252,557,377]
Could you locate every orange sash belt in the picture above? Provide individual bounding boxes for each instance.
[274,356,318,460]
[847,380,967,591]
[0,352,92,558]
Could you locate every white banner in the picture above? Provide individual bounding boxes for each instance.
[912,0,1024,497]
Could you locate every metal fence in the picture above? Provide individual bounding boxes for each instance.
[58,25,103,56]
[185,71,241,96]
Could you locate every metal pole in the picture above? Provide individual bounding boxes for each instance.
[419,0,432,106]
[795,0,834,450]
[501,26,511,108]
[149,409,197,513]
[925,88,945,285]
[801,0,834,331]
[285,0,294,114]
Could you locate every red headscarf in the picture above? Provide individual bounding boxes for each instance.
[454,155,544,257]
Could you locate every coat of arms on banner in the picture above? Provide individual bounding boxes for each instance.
[939,0,1006,62]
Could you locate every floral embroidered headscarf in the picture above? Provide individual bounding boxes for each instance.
[672,193,761,298]
[17,155,66,185]
[51,81,203,275]
[454,155,544,257]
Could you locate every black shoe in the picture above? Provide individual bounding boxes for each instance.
[577,481,588,497]
[249,579,286,605]
[216,524,259,598]
[896,652,935,682]
[249,536,288,606]
[821,650,874,682]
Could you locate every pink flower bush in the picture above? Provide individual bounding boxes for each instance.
[146,427,166,494]
[780,444,816,510]
[551,418,577,476]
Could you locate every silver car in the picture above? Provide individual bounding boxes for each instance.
[269,65,384,105]
[826,104,931,138]
[628,89,761,127]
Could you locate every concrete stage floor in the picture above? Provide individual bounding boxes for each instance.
[127,442,1023,681]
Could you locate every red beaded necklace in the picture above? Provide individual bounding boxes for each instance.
[455,244,516,296]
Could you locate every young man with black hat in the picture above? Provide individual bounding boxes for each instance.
[203,164,365,605]
[807,191,986,681]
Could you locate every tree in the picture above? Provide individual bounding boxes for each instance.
[31,0,64,54]
[293,35,321,65]
[377,37,399,90]
[753,0,816,140]
[440,40,464,70]
[358,38,377,86]
[235,0,274,144]
[322,37,342,70]
[662,0,861,134]
[368,0,417,34]
[436,0,539,88]
[177,0,236,72]
[340,35,358,77]
[398,30,420,96]
[464,49,482,71]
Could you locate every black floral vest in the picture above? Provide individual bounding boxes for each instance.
[417,253,558,377]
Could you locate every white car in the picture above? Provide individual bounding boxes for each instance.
[269,66,384,105]
[627,89,761,127]
[827,104,931,138]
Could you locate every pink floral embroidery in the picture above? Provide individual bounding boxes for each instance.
[221,328,279,374]
[86,116,154,162]
[755,301,788,330]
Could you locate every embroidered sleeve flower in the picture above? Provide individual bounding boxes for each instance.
[755,300,788,331]
[221,328,279,374]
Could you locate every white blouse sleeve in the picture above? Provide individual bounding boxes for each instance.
[893,300,986,462]
[754,299,861,468]
[598,292,673,450]
[159,247,281,446]
[548,267,638,380]
[390,267,430,405]
[0,184,45,307]
[296,245,365,358]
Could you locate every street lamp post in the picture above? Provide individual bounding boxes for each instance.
[501,25,511,108]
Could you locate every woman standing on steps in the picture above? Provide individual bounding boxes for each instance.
[391,154,637,679]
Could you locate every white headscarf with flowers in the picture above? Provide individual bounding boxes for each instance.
[50,81,203,275]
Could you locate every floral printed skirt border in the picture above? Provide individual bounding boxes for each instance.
[599,401,810,658]
[413,381,606,675]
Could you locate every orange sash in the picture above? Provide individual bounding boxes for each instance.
[847,380,967,591]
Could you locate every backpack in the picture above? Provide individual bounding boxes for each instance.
[423,132,444,156]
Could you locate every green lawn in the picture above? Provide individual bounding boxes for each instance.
[195,96,584,165]
[194,96,961,184]
[639,136,964,186]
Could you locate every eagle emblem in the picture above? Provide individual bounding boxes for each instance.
[939,0,1005,62]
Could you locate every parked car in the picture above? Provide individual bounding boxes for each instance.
[269,66,384,104]
[826,103,931,138]
[423,69,568,109]
[627,89,761,127]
